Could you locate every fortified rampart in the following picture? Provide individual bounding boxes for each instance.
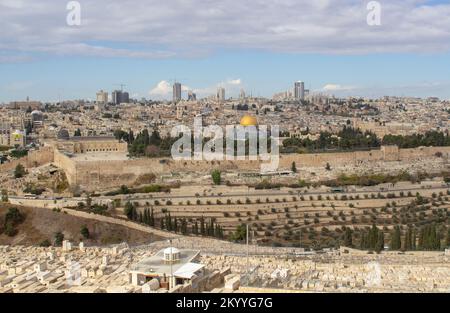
[0,146,54,172]
[3,143,449,191]
[56,145,450,191]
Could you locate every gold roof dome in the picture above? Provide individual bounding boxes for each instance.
[240,115,258,126]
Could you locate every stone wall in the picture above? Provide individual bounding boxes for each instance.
[47,145,450,191]
[0,146,54,172]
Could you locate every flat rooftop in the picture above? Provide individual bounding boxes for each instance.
[131,249,200,275]
[69,152,129,161]
[60,136,118,142]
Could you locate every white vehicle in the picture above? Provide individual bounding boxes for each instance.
[23,194,38,199]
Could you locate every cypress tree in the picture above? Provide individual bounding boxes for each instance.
[165,214,170,231]
[200,217,205,235]
[194,221,199,235]
[210,219,215,237]
[181,218,187,235]
[174,218,178,233]
[418,227,424,250]
[375,232,384,253]
[360,232,367,250]
[343,228,353,247]
[404,226,412,251]
[446,228,450,248]
[368,224,379,250]
[143,208,149,225]
[150,208,155,226]
[391,225,401,250]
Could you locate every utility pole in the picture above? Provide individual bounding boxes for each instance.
[300,228,302,248]
[168,239,173,290]
[246,224,249,276]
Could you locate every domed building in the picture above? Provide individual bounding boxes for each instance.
[240,115,258,127]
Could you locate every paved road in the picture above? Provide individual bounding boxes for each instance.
[9,183,449,202]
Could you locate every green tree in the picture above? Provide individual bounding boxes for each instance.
[143,208,149,225]
[418,224,441,251]
[342,227,353,247]
[4,223,17,237]
[54,232,64,246]
[120,185,130,194]
[200,217,205,235]
[211,170,221,185]
[80,225,90,239]
[3,207,24,235]
[360,232,368,249]
[74,129,82,136]
[375,232,385,253]
[390,225,402,250]
[230,224,247,242]
[193,220,199,235]
[445,228,450,248]
[14,163,26,178]
[1,189,8,202]
[124,201,137,220]
[291,162,297,173]
[149,208,155,226]
[404,226,413,251]
[368,224,379,250]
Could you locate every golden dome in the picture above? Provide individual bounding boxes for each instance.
[240,115,258,126]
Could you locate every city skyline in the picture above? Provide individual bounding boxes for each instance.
[1,0,450,102]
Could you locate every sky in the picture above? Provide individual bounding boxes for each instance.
[1,0,450,102]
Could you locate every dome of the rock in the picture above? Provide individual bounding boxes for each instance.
[240,115,258,126]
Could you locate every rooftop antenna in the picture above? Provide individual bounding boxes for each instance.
[114,84,127,92]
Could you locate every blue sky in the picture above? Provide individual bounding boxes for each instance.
[1,0,450,102]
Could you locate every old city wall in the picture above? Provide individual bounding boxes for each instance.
[26,146,54,166]
[279,149,385,168]
[53,150,77,186]
[52,145,450,191]
[399,146,450,159]
[0,146,54,173]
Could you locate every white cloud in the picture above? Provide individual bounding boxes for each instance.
[149,78,243,99]
[227,79,242,85]
[149,81,171,97]
[0,0,450,61]
[149,80,190,99]
[32,43,175,59]
[322,84,355,92]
